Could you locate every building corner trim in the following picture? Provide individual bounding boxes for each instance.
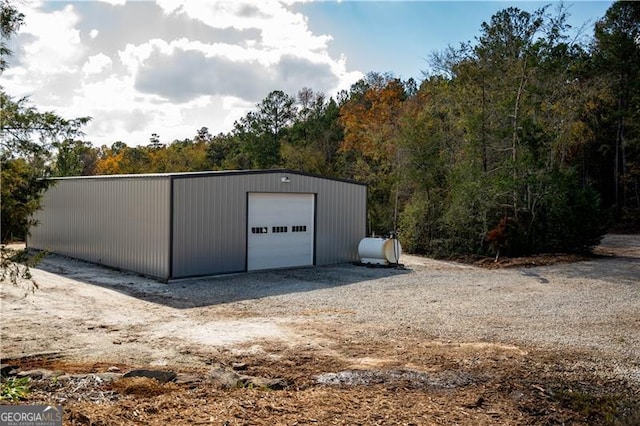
[168,176,174,280]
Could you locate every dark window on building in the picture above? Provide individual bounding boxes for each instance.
[272,226,288,233]
[252,227,268,234]
[292,225,307,232]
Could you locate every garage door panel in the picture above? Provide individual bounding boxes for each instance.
[247,193,314,271]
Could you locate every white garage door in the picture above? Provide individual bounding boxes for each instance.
[247,193,315,271]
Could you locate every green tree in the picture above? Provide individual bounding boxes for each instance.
[1,93,90,244]
[281,89,344,175]
[0,0,22,72]
[52,139,98,176]
[206,132,238,170]
[235,90,295,168]
[0,158,49,242]
[1,1,89,287]
[339,73,410,234]
[149,138,210,173]
[397,76,463,254]
[148,132,164,150]
[118,146,151,173]
[399,6,605,257]
[591,1,640,226]
[1,94,90,245]
[1,93,89,161]
[194,126,212,144]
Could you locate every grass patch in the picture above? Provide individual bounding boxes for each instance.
[554,388,640,425]
[0,377,31,401]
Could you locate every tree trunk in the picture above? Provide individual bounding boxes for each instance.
[512,59,527,220]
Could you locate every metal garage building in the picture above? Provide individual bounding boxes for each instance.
[28,169,367,281]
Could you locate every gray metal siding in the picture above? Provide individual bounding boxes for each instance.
[171,175,246,277]
[315,179,367,265]
[172,172,366,277]
[29,177,171,279]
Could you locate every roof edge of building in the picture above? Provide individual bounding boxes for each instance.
[48,169,367,186]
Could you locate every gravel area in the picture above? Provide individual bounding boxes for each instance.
[2,234,639,385]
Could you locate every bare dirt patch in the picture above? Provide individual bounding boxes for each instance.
[453,252,592,269]
[9,339,639,425]
[1,234,639,424]
[449,233,640,269]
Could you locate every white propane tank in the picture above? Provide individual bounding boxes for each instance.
[358,237,402,266]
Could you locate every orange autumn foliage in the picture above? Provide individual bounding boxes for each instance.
[339,79,406,162]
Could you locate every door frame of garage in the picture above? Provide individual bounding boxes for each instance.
[245,191,317,271]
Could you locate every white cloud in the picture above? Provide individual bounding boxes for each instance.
[19,4,84,74]
[116,27,358,103]
[253,3,332,51]
[82,53,113,75]
[4,0,363,147]
[118,39,169,74]
[155,1,331,51]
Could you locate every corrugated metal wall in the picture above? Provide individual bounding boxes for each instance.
[172,172,366,277]
[29,177,172,279]
[28,171,365,280]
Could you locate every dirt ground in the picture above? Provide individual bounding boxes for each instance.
[1,235,639,425]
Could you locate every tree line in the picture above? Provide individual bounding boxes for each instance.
[2,1,639,259]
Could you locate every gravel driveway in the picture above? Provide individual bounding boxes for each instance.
[2,234,638,385]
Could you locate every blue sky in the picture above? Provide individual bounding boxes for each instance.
[296,1,613,80]
[2,1,613,146]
